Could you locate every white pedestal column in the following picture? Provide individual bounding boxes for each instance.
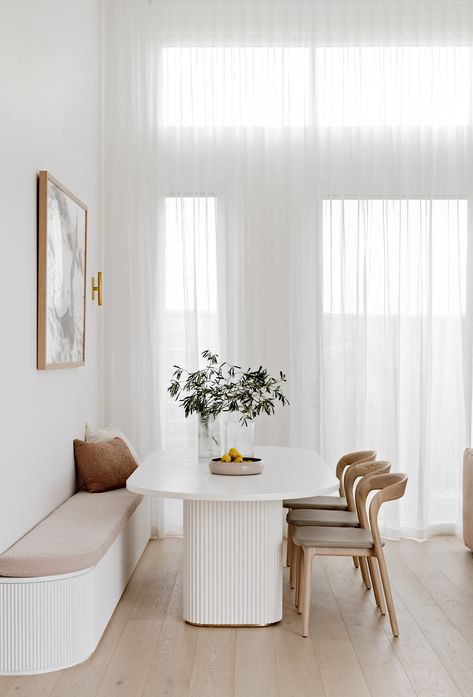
[183,499,282,626]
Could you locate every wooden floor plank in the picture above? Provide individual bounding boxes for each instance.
[234,628,279,697]
[305,558,372,697]
[129,538,181,623]
[272,580,325,697]
[422,537,473,596]
[4,672,60,697]
[0,678,15,697]
[378,586,462,697]
[94,620,159,697]
[187,628,235,697]
[50,665,107,697]
[396,539,473,648]
[88,540,159,667]
[321,555,416,697]
[141,568,198,697]
[385,543,473,697]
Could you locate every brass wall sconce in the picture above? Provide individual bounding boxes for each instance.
[92,272,103,306]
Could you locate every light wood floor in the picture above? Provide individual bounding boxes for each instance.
[1,536,473,697]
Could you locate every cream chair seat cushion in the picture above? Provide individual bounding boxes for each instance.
[287,509,359,527]
[0,488,143,578]
[293,525,384,549]
[283,495,348,511]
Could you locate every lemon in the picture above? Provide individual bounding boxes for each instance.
[234,456,243,463]
[229,447,241,459]
[221,454,232,463]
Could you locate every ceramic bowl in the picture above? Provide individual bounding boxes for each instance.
[209,457,264,476]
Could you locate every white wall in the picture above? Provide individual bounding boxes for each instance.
[0,0,102,553]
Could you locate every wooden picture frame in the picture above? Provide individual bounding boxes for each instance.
[37,171,88,370]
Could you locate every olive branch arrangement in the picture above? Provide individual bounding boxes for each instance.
[168,350,289,426]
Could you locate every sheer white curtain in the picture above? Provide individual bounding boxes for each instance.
[162,196,220,532]
[321,200,470,537]
[104,0,473,538]
[103,1,165,535]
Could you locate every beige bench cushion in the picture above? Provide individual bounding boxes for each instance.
[293,525,383,550]
[287,509,359,527]
[0,488,143,578]
[283,495,348,511]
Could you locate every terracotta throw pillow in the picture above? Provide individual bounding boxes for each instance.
[73,437,138,493]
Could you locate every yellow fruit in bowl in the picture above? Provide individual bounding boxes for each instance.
[234,456,243,463]
[221,454,232,463]
[229,447,241,459]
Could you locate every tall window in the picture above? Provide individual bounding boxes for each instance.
[164,196,219,448]
[322,198,469,535]
[162,47,310,127]
[315,47,472,127]
[162,45,472,128]
[165,196,218,312]
[323,199,467,316]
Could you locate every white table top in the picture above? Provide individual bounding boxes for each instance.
[126,445,338,502]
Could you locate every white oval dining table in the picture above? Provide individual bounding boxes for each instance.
[126,445,338,627]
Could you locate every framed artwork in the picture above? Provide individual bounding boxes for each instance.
[37,171,88,370]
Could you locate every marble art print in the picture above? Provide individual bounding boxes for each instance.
[37,172,87,369]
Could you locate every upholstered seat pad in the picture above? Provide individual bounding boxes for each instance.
[283,495,348,511]
[293,525,384,549]
[287,509,359,527]
[0,488,143,578]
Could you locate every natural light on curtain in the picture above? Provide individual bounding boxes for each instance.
[104,0,473,537]
[163,196,219,533]
[322,199,469,536]
[323,200,467,316]
[163,46,471,128]
[163,47,310,127]
[315,47,472,126]
[164,196,219,448]
[165,197,218,314]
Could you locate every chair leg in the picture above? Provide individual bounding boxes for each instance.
[367,557,386,615]
[287,523,294,570]
[352,556,359,568]
[296,546,303,613]
[301,548,315,637]
[359,557,371,590]
[376,550,399,636]
[294,545,300,607]
[290,532,297,590]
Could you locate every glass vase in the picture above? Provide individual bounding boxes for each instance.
[198,415,221,461]
[223,413,255,458]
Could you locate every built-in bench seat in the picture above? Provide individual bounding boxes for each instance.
[0,488,143,578]
[0,488,150,675]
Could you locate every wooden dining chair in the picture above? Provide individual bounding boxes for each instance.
[287,460,391,592]
[284,450,377,511]
[293,472,408,638]
[283,450,377,568]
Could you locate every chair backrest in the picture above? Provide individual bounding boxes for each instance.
[344,460,391,512]
[355,472,408,548]
[335,450,377,497]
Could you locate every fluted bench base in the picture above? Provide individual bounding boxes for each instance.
[0,498,150,675]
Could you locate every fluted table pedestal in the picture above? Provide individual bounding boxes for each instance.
[183,499,282,626]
